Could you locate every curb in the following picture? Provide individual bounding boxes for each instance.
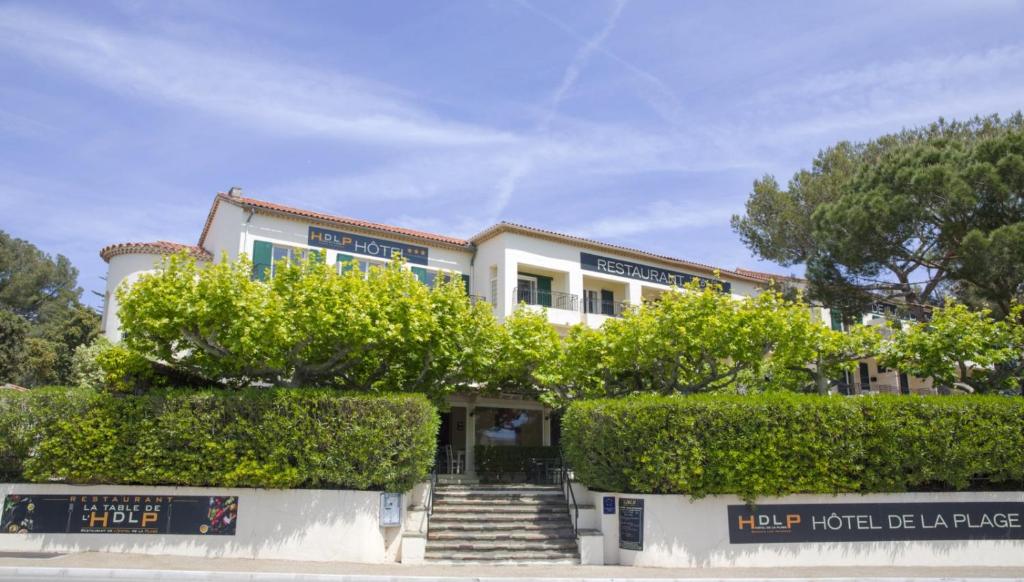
[2,568,1024,582]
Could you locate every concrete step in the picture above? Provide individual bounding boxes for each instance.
[431,503,568,514]
[429,511,573,523]
[426,539,578,552]
[437,484,561,493]
[424,557,580,565]
[434,491,565,501]
[424,548,579,562]
[428,529,575,542]
[428,521,573,532]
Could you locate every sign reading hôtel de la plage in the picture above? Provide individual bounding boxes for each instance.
[1,494,238,536]
[580,252,730,293]
[728,502,1024,544]
[308,226,429,265]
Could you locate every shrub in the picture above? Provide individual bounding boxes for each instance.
[562,393,1024,502]
[0,387,97,481]
[1,388,438,491]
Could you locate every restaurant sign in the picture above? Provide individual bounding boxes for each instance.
[580,252,730,293]
[308,226,429,265]
[728,501,1024,544]
[2,493,238,535]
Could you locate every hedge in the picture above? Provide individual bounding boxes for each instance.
[0,387,438,491]
[475,445,559,482]
[562,393,1024,502]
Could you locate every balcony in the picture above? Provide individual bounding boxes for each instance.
[514,286,579,311]
[581,297,631,318]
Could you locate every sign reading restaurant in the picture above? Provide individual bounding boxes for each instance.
[581,252,730,293]
[308,226,429,266]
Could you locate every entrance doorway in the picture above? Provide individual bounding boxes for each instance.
[436,406,467,474]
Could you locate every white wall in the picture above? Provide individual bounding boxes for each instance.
[102,253,166,342]
[586,487,1024,568]
[0,484,403,563]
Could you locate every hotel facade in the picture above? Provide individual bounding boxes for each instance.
[100,188,931,477]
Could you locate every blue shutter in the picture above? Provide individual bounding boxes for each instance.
[336,253,355,273]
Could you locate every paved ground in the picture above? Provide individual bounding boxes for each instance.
[0,552,1023,581]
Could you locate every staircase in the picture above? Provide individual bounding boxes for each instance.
[425,483,580,564]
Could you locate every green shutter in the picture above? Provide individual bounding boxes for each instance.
[252,240,272,281]
[536,275,552,307]
[411,266,430,285]
[600,289,614,315]
[336,253,355,273]
[309,249,325,263]
[461,274,471,295]
[830,310,843,331]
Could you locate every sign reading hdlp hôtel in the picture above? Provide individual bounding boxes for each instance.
[1,494,238,535]
[728,502,1024,544]
[580,252,730,293]
[308,226,429,265]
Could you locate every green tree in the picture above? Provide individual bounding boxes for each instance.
[0,231,99,385]
[0,310,28,382]
[732,113,1024,321]
[485,308,562,399]
[116,252,497,399]
[881,302,1021,392]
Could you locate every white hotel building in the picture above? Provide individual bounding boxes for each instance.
[99,188,930,476]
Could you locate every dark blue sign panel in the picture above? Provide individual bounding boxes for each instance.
[2,493,238,535]
[728,502,1024,544]
[580,252,730,293]
[618,497,644,551]
[308,226,428,266]
[603,496,616,515]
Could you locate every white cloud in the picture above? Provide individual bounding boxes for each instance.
[0,5,517,147]
[566,199,735,239]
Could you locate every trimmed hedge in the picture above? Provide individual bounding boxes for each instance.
[562,393,1024,502]
[0,388,438,492]
[475,445,559,481]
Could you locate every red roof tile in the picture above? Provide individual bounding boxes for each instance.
[734,267,805,283]
[198,192,471,249]
[100,241,212,263]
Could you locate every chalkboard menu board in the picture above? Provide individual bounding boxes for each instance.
[619,497,644,551]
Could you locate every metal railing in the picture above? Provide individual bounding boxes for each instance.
[581,298,631,317]
[427,463,438,517]
[558,448,579,537]
[514,286,579,311]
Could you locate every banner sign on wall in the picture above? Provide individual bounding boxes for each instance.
[308,226,429,265]
[619,497,644,551]
[1,494,239,536]
[580,252,730,293]
[728,502,1024,544]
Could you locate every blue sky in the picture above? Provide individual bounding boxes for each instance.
[2,0,1023,308]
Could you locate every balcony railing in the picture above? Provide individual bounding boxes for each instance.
[581,298,632,317]
[514,286,579,311]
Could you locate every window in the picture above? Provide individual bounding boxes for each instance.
[253,240,319,280]
[337,254,387,278]
[583,290,599,313]
[490,276,498,305]
[517,275,538,305]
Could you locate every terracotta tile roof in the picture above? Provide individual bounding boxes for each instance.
[100,241,213,263]
[734,267,805,283]
[470,222,767,284]
[198,191,471,249]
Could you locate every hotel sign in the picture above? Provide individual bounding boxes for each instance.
[2,493,238,535]
[580,252,730,293]
[308,226,428,265]
[728,502,1024,544]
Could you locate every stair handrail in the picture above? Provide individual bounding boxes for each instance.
[427,462,438,517]
[558,448,579,537]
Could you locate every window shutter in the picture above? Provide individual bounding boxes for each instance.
[461,274,471,295]
[536,275,552,307]
[600,289,614,315]
[830,310,843,331]
[309,249,325,263]
[252,240,273,281]
[411,266,430,285]
[336,253,355,273]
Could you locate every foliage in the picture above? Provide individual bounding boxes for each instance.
[116,252,496,399]
[474,445,559,480]
[732,113,1024,321]
[562,393,1024,502]
[0,388,438,491]
[546,282,872,403]
[0,231,99,386]
[70,336,111,390]
[0,310,29,383]
[881,302,1023,392]
[485,309,562,399]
